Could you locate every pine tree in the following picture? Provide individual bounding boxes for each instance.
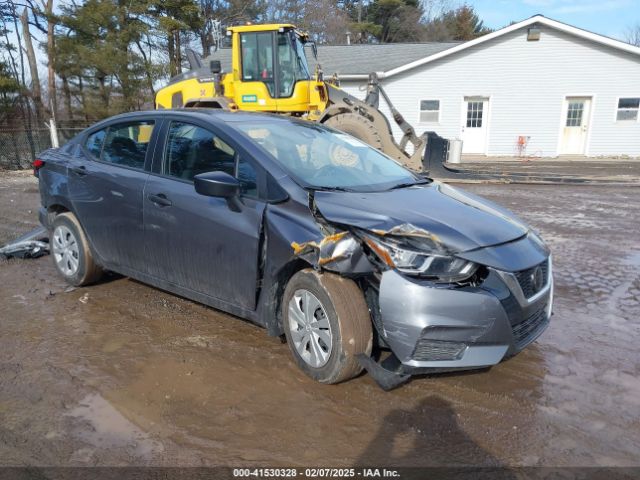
[440,4,491,41]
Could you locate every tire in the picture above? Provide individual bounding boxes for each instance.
[283,269,373,384]
[50,212,103,286]
[323,113,384,150]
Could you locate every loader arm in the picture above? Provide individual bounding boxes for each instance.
[320,73,427,172]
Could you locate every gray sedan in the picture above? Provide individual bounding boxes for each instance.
[35,109,553,389]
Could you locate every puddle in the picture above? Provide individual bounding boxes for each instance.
[65,393,164,459]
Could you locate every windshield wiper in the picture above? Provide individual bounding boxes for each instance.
[309,186,354,192]
[388,178,430,190]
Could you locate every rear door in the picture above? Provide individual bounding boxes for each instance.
[68,118,157,273]
[143,118,265,310]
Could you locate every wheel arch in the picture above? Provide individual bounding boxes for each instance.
[260,258,312,337]
[43,199,74,229]
[48,204,107,270]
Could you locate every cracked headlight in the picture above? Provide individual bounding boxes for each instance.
[360,232,477,282]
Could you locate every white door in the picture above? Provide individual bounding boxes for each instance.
[461,97,489,154]
[560,97,591,155]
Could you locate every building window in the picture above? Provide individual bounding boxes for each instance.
[616,98,639,122]
[466,101,483,128]
[419,100,440,123]
[566,101,584,126]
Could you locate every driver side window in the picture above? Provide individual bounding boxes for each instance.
[164,122,235,181]
[163,121,259,197]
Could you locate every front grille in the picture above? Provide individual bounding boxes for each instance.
[514,259,549,299]
[412,339,467,361]
[512,304,549,349]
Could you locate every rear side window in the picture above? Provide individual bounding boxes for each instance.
[85,129,106,158]
[100,121,155,169]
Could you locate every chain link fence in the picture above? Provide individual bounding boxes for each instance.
[0,126,88,170]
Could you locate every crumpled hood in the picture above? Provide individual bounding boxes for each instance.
[313,181,529,253]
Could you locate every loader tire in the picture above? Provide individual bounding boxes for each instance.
[323,113,384,151]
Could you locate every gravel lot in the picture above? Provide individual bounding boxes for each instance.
[1,170,639,468]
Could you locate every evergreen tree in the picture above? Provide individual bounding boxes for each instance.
[0,60,20,117]
[438,4,491,41]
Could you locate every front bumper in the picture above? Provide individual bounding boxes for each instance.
[376,257,553,372]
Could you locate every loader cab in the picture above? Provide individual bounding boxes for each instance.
[229,24,315,113]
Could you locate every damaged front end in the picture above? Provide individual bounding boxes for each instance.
[290,231,374,274]
[285,198,484,389]
[286,190,552,391]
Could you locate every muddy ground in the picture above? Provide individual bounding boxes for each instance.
[1,170,639,468]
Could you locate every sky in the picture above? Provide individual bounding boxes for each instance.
[467,0,640,41]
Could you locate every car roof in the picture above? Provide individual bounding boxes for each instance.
[104,108,294,126]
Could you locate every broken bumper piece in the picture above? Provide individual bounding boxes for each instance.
[356,352,491,391]
[0,226,50,260]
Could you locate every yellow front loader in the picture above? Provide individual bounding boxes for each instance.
[156,24,426,171]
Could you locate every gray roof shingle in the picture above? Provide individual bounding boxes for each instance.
[203,42,459,78]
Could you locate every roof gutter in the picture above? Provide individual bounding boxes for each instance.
[333,15,640,81]
[336,71,386,81]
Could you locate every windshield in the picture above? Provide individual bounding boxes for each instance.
[235,120,422,192]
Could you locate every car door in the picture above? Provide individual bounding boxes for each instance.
[143,118,265,310]
[68,118,157,273]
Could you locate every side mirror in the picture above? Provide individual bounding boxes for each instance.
[194,171,240,198]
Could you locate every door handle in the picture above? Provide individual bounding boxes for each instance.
[70,165,87,176]
[148,193,172,207]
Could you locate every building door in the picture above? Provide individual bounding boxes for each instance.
[461,97,489,154]
[560,97,591,155]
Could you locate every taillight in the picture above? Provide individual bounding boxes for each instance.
[33,158,45,177]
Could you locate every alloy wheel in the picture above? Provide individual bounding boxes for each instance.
[287,289,333,368]
[52,225,80,277]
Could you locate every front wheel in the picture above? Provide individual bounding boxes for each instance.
[283,269,373,384]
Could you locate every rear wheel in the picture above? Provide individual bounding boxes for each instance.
[323,113,384,150]
[283,269,373,384]
[51,212,103,286]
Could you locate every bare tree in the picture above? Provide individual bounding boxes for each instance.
[625,23,640,47]
[265,0,350,44]
[18,0,57,118]
[43,0,56,118]
[422,0,452,22]
[20,7,46,121]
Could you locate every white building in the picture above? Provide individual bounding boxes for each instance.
[329,16,640,158]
